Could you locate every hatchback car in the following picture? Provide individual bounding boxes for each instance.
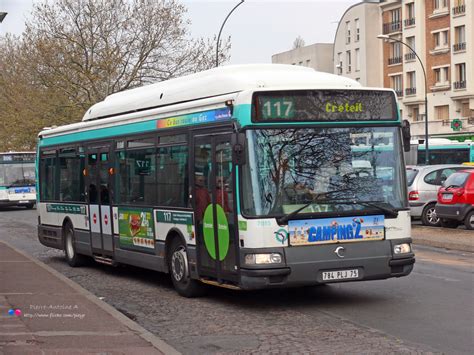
[406,164,473,226]
[436,170,474,230]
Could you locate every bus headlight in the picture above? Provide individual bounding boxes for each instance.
[393,243,411,254]
[245,253,282,265]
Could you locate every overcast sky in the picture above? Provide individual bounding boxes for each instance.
[1,0,360,64]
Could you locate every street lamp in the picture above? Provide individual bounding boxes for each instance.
[377,34,429,164]
[216,0,244,67]
[0,12,7,23]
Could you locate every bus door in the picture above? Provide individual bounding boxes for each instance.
[86,145,113,256]
[193,133,238,283]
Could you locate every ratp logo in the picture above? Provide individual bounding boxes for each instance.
[8,308,22,316]
[274,228,289,244]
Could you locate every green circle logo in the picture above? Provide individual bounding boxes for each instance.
[203,204,229,261]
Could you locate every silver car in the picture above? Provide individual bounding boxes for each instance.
[406,164,474,226]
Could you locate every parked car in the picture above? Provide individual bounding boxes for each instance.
[406,164,473,227]
[435,169,474,230]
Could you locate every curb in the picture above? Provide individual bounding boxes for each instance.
[2,241,180,355]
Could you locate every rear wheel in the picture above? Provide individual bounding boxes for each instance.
[464,211,474,230]
[421,204,440,227]
[168,237,204,298]
[440,219,459,229]
[64,223,87,267]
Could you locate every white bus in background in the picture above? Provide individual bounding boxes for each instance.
[0,152,36,209]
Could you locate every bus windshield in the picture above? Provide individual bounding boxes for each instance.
[0,162,36,187]
[241,127,407,218]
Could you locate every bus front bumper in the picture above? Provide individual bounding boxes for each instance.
[239,239,414,290]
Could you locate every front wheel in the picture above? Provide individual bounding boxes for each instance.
[64,223,87,267]
[464,211,474,230]
[168,238,204,298]
[421,204,441,227]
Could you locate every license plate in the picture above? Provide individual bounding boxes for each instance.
[322,269,359,281]
[442,193,453,201]
[18,200,29,203]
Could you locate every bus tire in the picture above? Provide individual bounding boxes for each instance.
[421,203,440,227]
[63,222,86,267]
[464,211,474,230]
[167,237,204,298]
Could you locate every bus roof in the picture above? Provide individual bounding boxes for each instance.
[82,64,361,122]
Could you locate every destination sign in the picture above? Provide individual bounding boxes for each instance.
[253,90,397,122]
[0,153,36,163]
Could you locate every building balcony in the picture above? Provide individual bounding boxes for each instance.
[452,4,465,15]
[405,52,416,61]
[388,56,402,65]
[453,42,466,52]
[383,21,401,34]
[405,87,416,96]
[404,18,415,27]
[395,90,403,97]
[454,80,466,89]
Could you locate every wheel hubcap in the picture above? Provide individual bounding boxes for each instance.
[427,208,439,224]
[171,246,188,282]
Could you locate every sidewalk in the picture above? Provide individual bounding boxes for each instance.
[411,225,473,253]
[0,242,179,355]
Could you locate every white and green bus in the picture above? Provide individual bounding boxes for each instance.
[37,64,414,297]
[0,152,36,209]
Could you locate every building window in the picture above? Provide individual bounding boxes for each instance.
[406,71,416,95]
[435,105,449,121]
[461,102,470,117]
[434,66,449,85]
[453,0,466,15]
[434,0,448,10]
[346,21,351,44]
[389,42,402,65]
[306,59,311,67]
[346,50,351,73]
[434,30,449,49]
[405,2,415,26]
[391,75,402,96]
[405,36,416,61]
[413,107,421,122]
[355,48,360,72]
[454,63,466,89]
[337,52,342,75]
[454,26,466,52]
[355,18,360,41]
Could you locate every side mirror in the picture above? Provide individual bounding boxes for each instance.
[231,132,246,165]
[402,120,411,152]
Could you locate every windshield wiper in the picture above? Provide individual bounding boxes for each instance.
[276,188,350,225]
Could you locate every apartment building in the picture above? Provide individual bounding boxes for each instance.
[333,0,383,87]
[271,43,334,73]
[380,0,474,140]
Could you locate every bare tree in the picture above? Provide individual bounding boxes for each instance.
[292,36,305,49]
[0,0,230,150]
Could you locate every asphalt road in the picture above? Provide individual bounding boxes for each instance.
[1,207,473,354]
